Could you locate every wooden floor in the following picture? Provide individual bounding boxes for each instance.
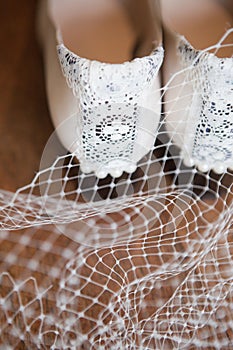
[0,1,233,349]
[0,0,53,192]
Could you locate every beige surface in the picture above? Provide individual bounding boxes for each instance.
[0,0,53,192]
[161,0,233,57]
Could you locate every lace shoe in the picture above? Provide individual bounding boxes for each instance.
[37,0,163,178]
[162,1,233,174]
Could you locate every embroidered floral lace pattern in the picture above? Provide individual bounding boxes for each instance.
[57,44,164,176]
[178,37,233,173]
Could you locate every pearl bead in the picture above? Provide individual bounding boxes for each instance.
[198,163,209,173]
[110,169,123,178]
[96,169,108,179]
[213,163,226,174]
[183,156,194,168]
[81,164,92,173]
[127,164,137,174]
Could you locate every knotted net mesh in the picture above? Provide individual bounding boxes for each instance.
[0,30,233,349]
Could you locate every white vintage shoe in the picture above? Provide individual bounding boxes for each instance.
[162,0,233,174]
[37,0,163,178]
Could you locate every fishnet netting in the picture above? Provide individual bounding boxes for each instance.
[0,31,233,349]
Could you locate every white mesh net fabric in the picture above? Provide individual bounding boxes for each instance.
[0,30,233,349]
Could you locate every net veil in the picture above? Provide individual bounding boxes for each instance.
[0,30,233,349]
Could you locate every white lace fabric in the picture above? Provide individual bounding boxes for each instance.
[178,37,233,173]
[57,43,164,178]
